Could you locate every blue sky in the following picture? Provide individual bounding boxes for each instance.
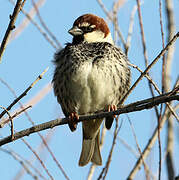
[0,0,179,180]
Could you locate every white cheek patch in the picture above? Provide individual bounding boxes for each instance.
[84,31,114,44]
[84,31,104,43]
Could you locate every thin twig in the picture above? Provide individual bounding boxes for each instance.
[20,0,26,10]
[96,0,113,20]
[128,62,161,93]
[0,79,69,180]
[8,0,58,50]
[31,0,61,48]
[128,63,179,122]
[38,133,70,180]
[127,116,150,180]
[9,0,45,42]
[120,31,179,104]
[126,4,138,55]
[102,119,121,180]
[7,127,54,179]
[97,118,122,180]
[127,92,178,179]
[136,0,148,66]
[159,0,166,94]
[0,0,25,62]
[14,130,55,180]
[117,135,157,180]
[112,2,118,44]
[0,148,46,180]
[96,0,127,50]
[0,91,178,147]
[0,106,14,140]
[20,137,54,180]
[0,106,32,128]
[112,0,127,49]
[0,77,55,179]
[117,136,139,157]
[136,0,160,121]
[0,82,52,127]
[0,67,48,119]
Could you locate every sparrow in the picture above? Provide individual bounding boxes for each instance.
[52,14,131,166]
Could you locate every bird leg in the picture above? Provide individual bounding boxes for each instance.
[68,112,79,132]
[105,105,117,129]
[108,105,117,118]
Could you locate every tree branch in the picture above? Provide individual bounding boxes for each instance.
[120,31,179,104]
[0,0,25,62]
[127,89,178,180]
[165,0,176,179]
[0,90,178,147]
[0,67,48,120]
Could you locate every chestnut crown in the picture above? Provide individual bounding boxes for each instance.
[68,14,113,44]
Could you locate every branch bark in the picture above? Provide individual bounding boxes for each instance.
[0,91,178,147]
[0,0,25,62]
[165,0,176,179]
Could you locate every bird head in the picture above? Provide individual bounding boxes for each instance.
[68,14,113,45]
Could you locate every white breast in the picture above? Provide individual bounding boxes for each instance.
[70,60,116,115]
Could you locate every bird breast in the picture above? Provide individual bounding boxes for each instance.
[54,42,130,115]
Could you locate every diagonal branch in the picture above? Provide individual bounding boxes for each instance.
[120,31,179,104]
[0,90,178,147]
[0,0,25,62]
[0,82,52,128]
[31,0,61,48]
[136,0,160,122]
[127,100,177,180]
[97,118,122,180]
[0,67,48,120]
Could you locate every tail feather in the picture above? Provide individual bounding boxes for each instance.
[78,138,95,166]
[79,131,102,166]
[91,131,102,165]
[79,119,103,166]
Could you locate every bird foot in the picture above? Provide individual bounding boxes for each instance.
[68,112,79,132]
[108,105,117,118]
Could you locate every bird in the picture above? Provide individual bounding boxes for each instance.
[52,14,131,166]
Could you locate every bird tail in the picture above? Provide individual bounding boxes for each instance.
[91,131,102,165]
[78,131,102,166]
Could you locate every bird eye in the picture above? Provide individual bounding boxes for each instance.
[81,26,93,33]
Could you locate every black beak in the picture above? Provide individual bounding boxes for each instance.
[68,26,83,36]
